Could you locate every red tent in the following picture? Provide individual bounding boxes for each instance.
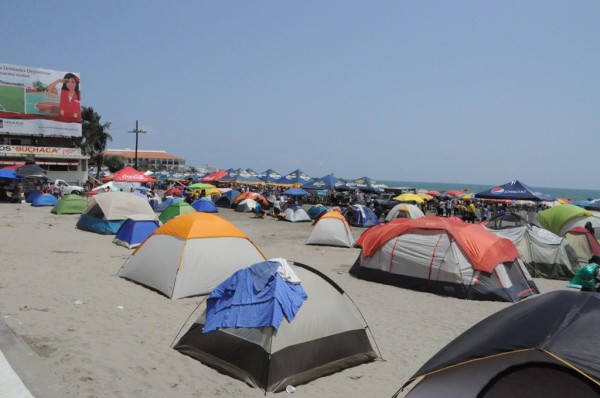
[108,166,156,183]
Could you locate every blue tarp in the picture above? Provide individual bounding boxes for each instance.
[474,180,555,201]
[203,261,307,333]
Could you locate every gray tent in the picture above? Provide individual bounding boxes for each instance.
[174,262,378,393]
[487,225,581,280]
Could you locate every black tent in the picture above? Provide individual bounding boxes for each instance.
[397,290,600,398]
[15,162,47,178]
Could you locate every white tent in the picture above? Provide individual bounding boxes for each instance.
[283,206,311,222]
[117,212,266,299]
[487,225,580,279]
[385,203,425,222]
[235,198,257,213]
[306,211,355,247]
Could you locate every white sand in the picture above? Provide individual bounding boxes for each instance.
[0,202,567,397]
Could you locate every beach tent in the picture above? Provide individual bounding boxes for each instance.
[117,212,266,299]
[475,180,555,201]
[51,194,88,214]
[536,204,600,240]
[283,205,311,222]
[31,193,57,207]
[191,199,218,213]
[214,189,241,208]
[76,192,155,234]
[235,199,258,213]
[397,290,600,398]
[218,168,265,185]
[350,217,538,302]
[307,204,329,220]
[385,203,425,222]
[174,260,379,392]
[26,191,43,203]
[301,174,346,190]
[485,212,533,229]
[306,211,355,247]
[159,201,196,223]
[487,225,580,280]
[277,169,313,187]
[337,176,386,192]
[113,216,160,249]
[343,204,379,227]
[563,227,600,266]
[232,192,270,207]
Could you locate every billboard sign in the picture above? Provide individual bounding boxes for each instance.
[0,63,82,137]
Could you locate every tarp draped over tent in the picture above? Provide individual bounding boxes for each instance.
[398,291,600,398]
[174,261,379,393]
[474,180,554,201]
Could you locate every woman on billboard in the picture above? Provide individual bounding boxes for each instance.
[47,73,81,121]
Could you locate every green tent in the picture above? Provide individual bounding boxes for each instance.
[537,204,598,236]
[159,201,196,223]
[51,194,88,215]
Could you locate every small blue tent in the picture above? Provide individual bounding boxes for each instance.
[192,198,218,213]
[343,204,379,227]
[215,190,241,208]
[26,191,43,203]
[32,193,58,207]
[113,218,160,249]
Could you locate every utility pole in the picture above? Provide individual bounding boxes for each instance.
[128,120,147,169]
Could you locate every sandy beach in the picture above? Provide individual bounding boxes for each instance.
[0,202,568,397]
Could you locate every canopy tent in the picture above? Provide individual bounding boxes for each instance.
[0,169,23,180]
[15,163,47,178]
[475,180,554,201]
[277,169,313,187]
[199,169,227,182]
[301,174,346,190]
[282,188,309,197]
[108,166,156,183]
[258,169,284,184]
[398,291,600,398]
[218,168,264,185]
[174,261,378,393]
[338,176,387,192]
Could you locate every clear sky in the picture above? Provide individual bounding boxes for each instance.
[4,1,599,189]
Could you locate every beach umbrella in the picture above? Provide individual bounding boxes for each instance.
[282,188,309,196]
[398,290,600,397]
[426,190,440,196]
[394,193,425,204]
[417,193,433,201]
[444,190,463,197]
[187,182,215,190]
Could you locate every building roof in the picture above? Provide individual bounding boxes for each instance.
[104,149,183,160]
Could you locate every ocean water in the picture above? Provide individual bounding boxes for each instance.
[380,180,600,204]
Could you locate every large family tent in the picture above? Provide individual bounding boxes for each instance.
[487,225,580,279]
[350,217,538,302]
[76,192,155,234]
[282,205,311,222]
[397,290,600,398]
[158,201,195,223]
[214,189,241,208]
[117,212,266,299]
[31,193,58,207]
[174,261,379,393]
[306,211,355,247]
[537,204,600,239]
[563,227,600,265]
[51,194,87,214]
[343,204,379,227]
[191,198,218,213]
[385,203,425,222]
[113,216,161,249]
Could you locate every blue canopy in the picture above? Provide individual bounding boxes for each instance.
[337,176,387,192]
[258,169,284,184]
[0,169,23,180]
[474,180,555,201]
[283,188,309,196]
[302,174,346,190]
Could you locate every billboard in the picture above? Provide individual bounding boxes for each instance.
[0,63,81,137]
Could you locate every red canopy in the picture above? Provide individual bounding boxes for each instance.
[200,170,227,182]
[109,166,156,183]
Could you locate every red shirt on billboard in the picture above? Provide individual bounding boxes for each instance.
[47,73,81,121]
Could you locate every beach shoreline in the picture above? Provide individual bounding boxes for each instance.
[0,202,568,397]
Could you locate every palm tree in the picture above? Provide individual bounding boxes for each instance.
[81,106,112,180]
